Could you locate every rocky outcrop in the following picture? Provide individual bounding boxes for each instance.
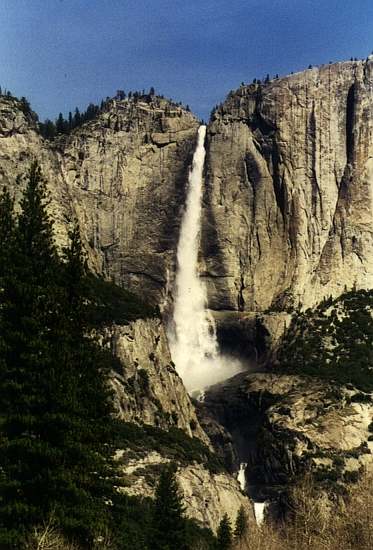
[102,318,209,444]
[203,57,373,313]
[60,97,199,304]
[102,318,254,533]
[116,449,254,533]
[0,94,199,305]
[201,372,373,501]
[0,95,72,248]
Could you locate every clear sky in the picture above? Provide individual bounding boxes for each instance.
[1,0,373,121]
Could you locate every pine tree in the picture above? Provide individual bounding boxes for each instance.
[20,96,31,116]
[57,221,115,541]
[234,506,247,542]
[0,163,114,547]
[39,119,56,139]
[56,112,67,134]
[216,514,232,550]
[73,107,81,128]
[0,162,62,546]
[0,187,15,255]
[152,464,187,550]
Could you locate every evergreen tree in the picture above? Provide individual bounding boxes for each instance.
[216,514,232,550]
[0,162,114,547]
[73,107,81,127]
[56,112,67,134]
[40,119,57,139]
[20,96,31,116]
[152,464,187,550]
[0,187,15,255]
[234,506,247,542]
[0,162,61,546]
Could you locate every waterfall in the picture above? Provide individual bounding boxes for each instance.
[237,462,247,491]
[253,502,267,526]
[169,125,243,392]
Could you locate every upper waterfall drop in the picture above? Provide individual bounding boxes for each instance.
[169,125,243,392]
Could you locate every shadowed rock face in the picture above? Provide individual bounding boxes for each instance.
[200,372,373,502]
[202,58,373,313]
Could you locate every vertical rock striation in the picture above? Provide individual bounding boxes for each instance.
[60,98,199,303]
[0,95,199,305]
[203,58,373,312]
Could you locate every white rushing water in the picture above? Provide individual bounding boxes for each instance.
[253,502,267,526]
[237,462,247,491]
[169,125,243,392]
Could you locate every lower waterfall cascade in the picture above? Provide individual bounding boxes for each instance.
[169,125,243,392]
[253,502,267,526]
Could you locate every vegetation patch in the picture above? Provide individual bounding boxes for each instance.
[111,420,225,473]
[277,290,373,391]
[86,273,157,326]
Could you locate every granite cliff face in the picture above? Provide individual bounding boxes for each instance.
[0,94,199,305]
[0,95,72,248]
[101,318,209,444]
[60,97,199,303]
[203,57,373,314]
[4,60,373,315]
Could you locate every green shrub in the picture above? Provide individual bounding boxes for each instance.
[111,420,224,473]
[86,273,157,326]
[277,289,373,392]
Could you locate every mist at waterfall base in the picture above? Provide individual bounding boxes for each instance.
[169,125,245,393]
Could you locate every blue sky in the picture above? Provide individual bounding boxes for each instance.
[1,0,373,121]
